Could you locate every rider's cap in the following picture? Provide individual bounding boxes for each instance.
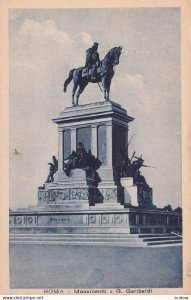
[93,42,99,47]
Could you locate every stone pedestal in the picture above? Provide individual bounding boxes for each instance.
[38,169,104,208]
[120,177,153,209]
[120,177,138,207]
[51,100,133,205]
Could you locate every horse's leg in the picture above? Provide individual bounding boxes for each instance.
[102,77,110,101]
[101,76,107,100]
[76,81,88,106]
[107,78,111,101]
[72,81,78,106]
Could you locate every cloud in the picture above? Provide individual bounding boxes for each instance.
[15,60,38,71]
[12,19,76,77]
[17,19,74,47]
[113,73,160,114]
[112,73,146,106]
[75,32,93,47]
[13,20,94,76]
[12,20,93,73]
[125,74,145,90]
[113,73,144,92]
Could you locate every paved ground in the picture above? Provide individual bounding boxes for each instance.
[10,244,182,289]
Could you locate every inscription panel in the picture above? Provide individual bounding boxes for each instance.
[38,214,84,226]
[101,214,114,225]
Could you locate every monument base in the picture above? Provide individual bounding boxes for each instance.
[39,169,124,206]
[10,102,182,247]
[10,207,182,235]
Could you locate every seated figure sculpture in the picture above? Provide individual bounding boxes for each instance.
[63,142,102,177]
[63,151,77,177]
[76,142,87,168]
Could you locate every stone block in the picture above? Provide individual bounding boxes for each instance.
[120,177,138,206]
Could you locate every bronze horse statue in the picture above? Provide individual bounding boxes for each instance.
[63,46,122,106]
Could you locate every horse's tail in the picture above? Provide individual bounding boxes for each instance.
[63,69,76,92]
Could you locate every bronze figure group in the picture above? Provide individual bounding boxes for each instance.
[63,142,102,177]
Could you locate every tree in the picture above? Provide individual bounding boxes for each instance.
[174,206,182,213]
[163,204,173,212]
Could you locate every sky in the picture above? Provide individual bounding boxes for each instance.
[9,8,181,209]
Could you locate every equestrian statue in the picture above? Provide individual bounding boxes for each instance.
[63,42,122,106]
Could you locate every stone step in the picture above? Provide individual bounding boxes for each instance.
[9,233,177,241]
[9,236,181,244]
[9,240,146,247]
[138,233,177,238]
[9,225,181,235]
[10,237,142,243]
[10,233,178,241]
[9,234,141,242]
[10,232,174,238]
[147,239,182,246]
[10,233,138,237]
[143,236,182,242]
[9,232,182,247]
[10,226,131,234]
[148,243,182,248]
[9,238,182,247]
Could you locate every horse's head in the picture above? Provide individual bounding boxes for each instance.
[113,46,122,65]
[103,46,122,67]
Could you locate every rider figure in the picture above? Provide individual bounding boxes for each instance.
[85,42,100,81]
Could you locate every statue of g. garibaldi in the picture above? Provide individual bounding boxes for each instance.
[85,42,100,81]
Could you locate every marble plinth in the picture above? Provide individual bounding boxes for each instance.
[9,208,182,235]
[120,177,138,206]
[39,169,124,206]
[120,177,153,209]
